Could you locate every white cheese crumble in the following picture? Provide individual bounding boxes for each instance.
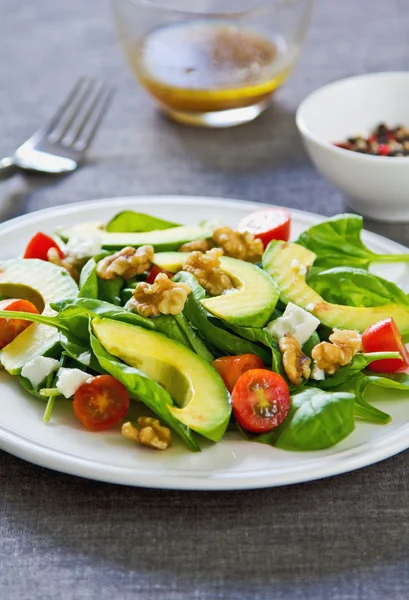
[65,236,102,260]
[56,368,91,398]
[21,357,60,389]
[298,265,307,276]
[311,365,326,381]
[78,351,91,366]
[290,259,299,269]
[305,303,316,312]
[265,302,321,346]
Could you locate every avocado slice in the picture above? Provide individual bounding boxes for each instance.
[92,318,231,441]
[154,251,278,327]
[59,222,212,252]
[0,259,78,373]
[263,241,409,337]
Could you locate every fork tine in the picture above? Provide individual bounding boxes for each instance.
[74,86,114,152]
[44,78,86,136]
[49,78,96,142]
[65,82,109,146]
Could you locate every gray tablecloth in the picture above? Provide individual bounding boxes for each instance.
[1,1,409,598]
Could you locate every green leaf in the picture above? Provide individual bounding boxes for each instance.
[225,323,285,378]
[90,332,200,452]
[308,267,409,308]
[173,272,271,364]
[364,372,409,391]
[313,352,402,390]
[106,211,179,233]
[78,258,99,299]
[297,214,409,270]
[340,375,392,425]
[302,331,321,359]
[273,388,355,451]
[173,313,214,362]
[98,277,124,306]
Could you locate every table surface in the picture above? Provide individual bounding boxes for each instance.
[1,1,409,598]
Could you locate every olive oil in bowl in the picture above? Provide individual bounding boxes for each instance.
[126,22,295,126]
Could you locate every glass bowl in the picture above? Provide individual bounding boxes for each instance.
[112,0,314,127]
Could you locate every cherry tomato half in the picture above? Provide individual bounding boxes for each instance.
[146,264,174,284]
[0,298,39,349]
[232,369,290,433]
[213,354,264,393]
[73,375,130,431]
[238,208,291,248]
[24,232,64,261]
[362,318,409,373]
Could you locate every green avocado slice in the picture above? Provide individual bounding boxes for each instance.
[154,251,278,327]
[0,259,78,373]
[59,222,212,252]
[92,317,231,442]
[263,241,409,338]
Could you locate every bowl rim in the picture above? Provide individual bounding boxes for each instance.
[118,0,309,19]
[296,71,409,165]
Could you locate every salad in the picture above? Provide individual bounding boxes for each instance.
[1,207,409,454]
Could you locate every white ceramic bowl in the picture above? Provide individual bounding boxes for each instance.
[296,72,409,222]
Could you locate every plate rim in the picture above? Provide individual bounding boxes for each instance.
[1,194,409,491]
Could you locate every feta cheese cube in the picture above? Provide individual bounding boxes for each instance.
[56,368,91,398]
[298,265,307,276]
[290,259,299,269]
[78,351,91,366]
[21,356,60,389]
[66,236,101,260]
[265,302,320,346]
[311,365,326,381]
[305,303,316,312]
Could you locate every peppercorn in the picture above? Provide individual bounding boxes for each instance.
[334,123,409,157]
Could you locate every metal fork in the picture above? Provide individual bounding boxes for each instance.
[0,78,114,178]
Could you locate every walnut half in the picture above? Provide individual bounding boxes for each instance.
[96,245,154,280]
[47,247,80,282]
[122,418,172,450]
[311,329,362,375]
[279,333,311,386]
[184,247,233,296]
[212,226,263,263]
[179,239,213,253]
[129,272,191,317]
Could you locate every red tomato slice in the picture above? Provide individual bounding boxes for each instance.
[362,318,409,373]
[0,298,39,349]
[212,354,264,393]
[24,232,64,261]
[238,208,291,248]
[73,375,130,431]
[146,264,174,284]
[232,369,290,433]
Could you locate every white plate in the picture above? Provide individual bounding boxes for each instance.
[1,196,409,490]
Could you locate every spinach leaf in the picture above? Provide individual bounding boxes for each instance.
[364,372,409,391]
[340,375,391,425]
[297,214,409,270]
[313,352,402,390]
[106,211,179,233]
[79,258,98,299]
[90,333,200,452]
[55,298,156,330]
[17,375,48,400]
[302,331,321,359]
[225,323,284,377]
[173,313,214,362]
[308,267,409,308]
[173,272,270,364]
[273,388,355,451]
[0,310,68,332]
[98,277,124,306]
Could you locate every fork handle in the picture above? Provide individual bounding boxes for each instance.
[0,157,18,179]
